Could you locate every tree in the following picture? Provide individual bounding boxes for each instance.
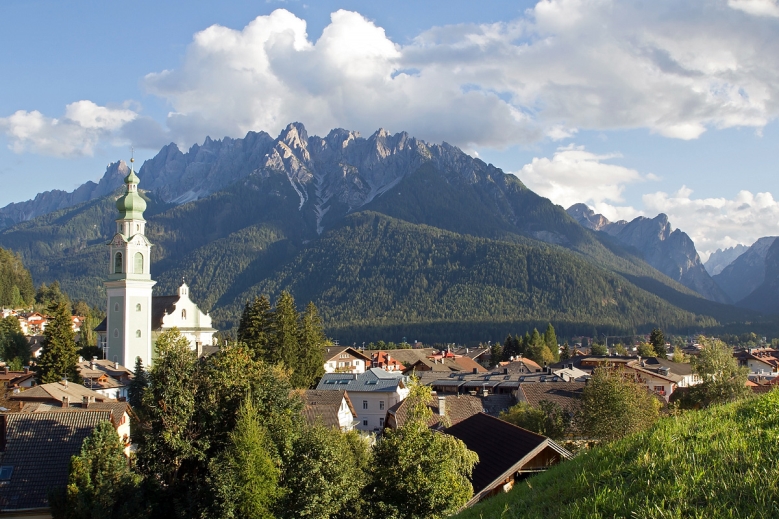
[0,316,30,370]
[36,299,81,384]
[688,336,750,407]
[268,291,300,369]
[590,342,608,356]
[527,328,555,366]
[127,357,148,409]
[206,399,280,519]
[54,421,147,519]
[636,342,657,357]
[295,302,327,389]
[135,328,202,488]
[670,345,689,363]
[577,366,661,441]
[370,380,478,519]
[489,341,503,367]
[544,323,559,361]
[559,342,571,361]
[650,328,667,357]
[237,295,272,359]
[614,343,628,356]
[500,400,571,440]
[278,426,370,519]
[35,281,69,310]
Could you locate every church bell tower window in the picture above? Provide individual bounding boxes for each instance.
[114,252,123,274]
[134,252,144,274]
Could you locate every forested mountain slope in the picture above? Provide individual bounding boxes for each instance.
[0,124,767,340]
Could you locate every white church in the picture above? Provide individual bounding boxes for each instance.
[95,158,216,368]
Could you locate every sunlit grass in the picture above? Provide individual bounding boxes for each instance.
[453,390,779,519]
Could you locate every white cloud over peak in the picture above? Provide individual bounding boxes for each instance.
[516,144,649,210]
[728,0,779,17]
[643,187,779,260]
[0,101,137,157]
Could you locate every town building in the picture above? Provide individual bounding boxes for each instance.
[323,346,371,374]
[299,389,359,431]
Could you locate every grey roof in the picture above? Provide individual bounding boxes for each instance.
[10,381,110,405]
[0,411,112,511]
[317,368,406,393]
[518,382,585,411]
[299,390,356,429]
[19,401,131,429]
[151,295,181,330]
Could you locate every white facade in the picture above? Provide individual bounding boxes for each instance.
[351,391,406,432]
[154,283,216,352]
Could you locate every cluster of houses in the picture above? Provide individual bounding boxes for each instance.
[1,334,776,517]
[1,308,86,337]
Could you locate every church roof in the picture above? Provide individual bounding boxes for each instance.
[151,295,180,330]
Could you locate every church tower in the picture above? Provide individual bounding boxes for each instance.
[104,157,155,368]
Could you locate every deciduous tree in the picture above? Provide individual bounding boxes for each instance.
[688,336,750,407]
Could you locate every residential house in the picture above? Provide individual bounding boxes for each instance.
[0,367,36,390]
[323,346,371,374]
[371,351,405,372]
[9,380,111,408]
[516,382,585,413]
[299,389,358,431]
[77,358,134,400]
[385,392,514,430]
[0,411,114,517]
[316,368,409,432]
[445,413,572,508]
[28,336,44,359]
[735,348,779,377]
[363,348,434,369]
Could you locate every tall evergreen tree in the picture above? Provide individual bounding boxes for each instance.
[489,341,503,367]
[268,291,300,370]
[560,341,571,361]
[36,299,81,384]
[650,328,667,358]
[0,316,30,370]
[544,323,559,361]
[237,295,273,359]
[127,357,149,409]
[295,302,326,389]
[501,334,515,361]
[527,328,554,366]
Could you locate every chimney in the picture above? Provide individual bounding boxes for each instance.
[115,361,120,369]
[3,367,8,375]
[437,395,446,416]
[82,396,89,409]
[91,356,97,370]
[473,368,478,374]
[482,388,489,397]
[23,367,29,374]
[568,363,574,370]
[62,396,69,408]
[0,415,6,452]
[503,368,508,375]
[63,378,68,389]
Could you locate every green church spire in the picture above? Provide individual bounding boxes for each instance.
[116,157,147,221]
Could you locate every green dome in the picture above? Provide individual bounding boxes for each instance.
[116,166,146,220]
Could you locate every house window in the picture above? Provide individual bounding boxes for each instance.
[379,400,385,410]
[114,252,123,274]
[379,418,384,427]
[134,252,144,274]
[182,309,187,320]
[363,419,368,427]
[136,330,141,338]
[136,303,141,312]
[114,303,119,312]
[113,329,119,338]
[363,400,368,410]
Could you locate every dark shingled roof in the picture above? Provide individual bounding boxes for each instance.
[444,413,571,498]
[387,393,515,429]
[300,390,357,429]
[0,411,112,511]
[19,401,131,429]
[518,382,585,411]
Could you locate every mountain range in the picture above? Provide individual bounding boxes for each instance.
[1,123,776,342]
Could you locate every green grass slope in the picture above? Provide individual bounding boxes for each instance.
[454,390,779,519]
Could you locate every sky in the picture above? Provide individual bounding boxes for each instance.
[1,0,778,260]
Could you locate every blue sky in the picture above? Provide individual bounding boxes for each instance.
[2,0,778,258]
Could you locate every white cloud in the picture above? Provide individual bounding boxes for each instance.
[516,144,649,210]
[0,101,137,157]
[728,0,779,17]
[4,1,779,154]
[643,187,779,260]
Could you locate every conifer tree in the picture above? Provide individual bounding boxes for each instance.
[36,299,81,384]
[0,316,30,370]
[237,295,273,358]
[127,357,148,409]
[56,421,146,518]
[268,291,300,370]
[295,302,326,389]
[489,341,503,367]
[544,323,559,361]
[560,341,571,361]
[527,328,554,366]
[501,334,515,361]
[650,328,667,358]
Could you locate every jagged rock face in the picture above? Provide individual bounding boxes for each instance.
[713,237,777,302]
[566,205,731,304]
[705,245,749,276]
[566,204,625,235]
[0,161,130,230]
